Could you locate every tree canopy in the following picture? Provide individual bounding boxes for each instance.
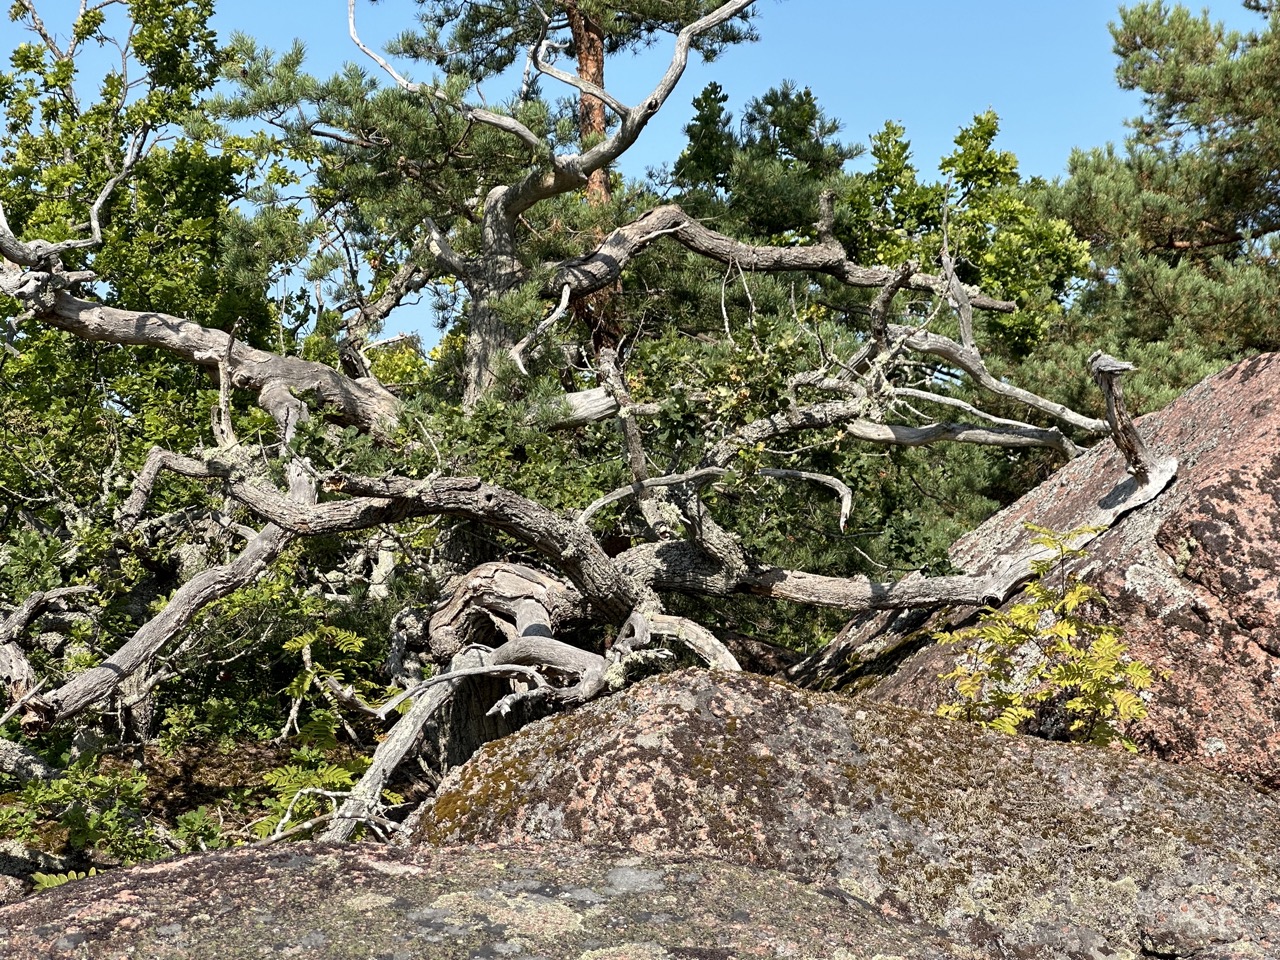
[0,0,1274,865]
[1028,0,1280,411]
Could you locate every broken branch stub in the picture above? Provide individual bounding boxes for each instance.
[1089,351,1156,486]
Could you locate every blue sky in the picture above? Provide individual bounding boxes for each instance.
[209,0,1265,181]
[3,0,1265,344]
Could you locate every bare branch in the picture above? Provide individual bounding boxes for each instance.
[213,320,240,448]
[869,260,918,347]
[13,0,65,60]
[468,107,548,152]
[702,401,1079,470]
[0,678,47,729]
[0,734,57,784]
[758,468,852,531]
[648,614,740,671]
[1,585,97,645]
[41,464,316,723]
[533,53,630,120]
[373,663,549,722]
[348,0,419,93]
[36,294,400,433]
[578,467,728,526]
[0,200,42,269]
[77,122,152,253]
[1,124,153,268]
[939,202,975,349]
[494,0,757,219]
[533,386,621,429]
[550,205,1016,311]
[129,461,649,625]
[887,324,1109,435]
[892,389,1084,458]
[341,255,434,337]
[510,283,571,375]
[597,346,681,540]
[570,0,755,186]
[620,454,1175,617]
[488,634,605,680]
[424,562,593,662]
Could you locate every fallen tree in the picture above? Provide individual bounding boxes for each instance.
[0,0,1174,848]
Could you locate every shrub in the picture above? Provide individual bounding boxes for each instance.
[936,523,1153,749]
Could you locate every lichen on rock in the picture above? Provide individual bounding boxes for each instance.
[0,841,988,959]
[418,668,1280,958]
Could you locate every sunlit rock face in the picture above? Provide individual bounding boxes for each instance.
[419,668,1280,958]
[804,352,1280,790]
[0,840,1001,959]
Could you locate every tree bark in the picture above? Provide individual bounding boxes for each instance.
[425,563,593,662]
[42,293,400,434]
[41,464,316,723]
[564,1,609,205]
[319,648,488,843]
[550,205,1018,312]
[1090,351,1156,485]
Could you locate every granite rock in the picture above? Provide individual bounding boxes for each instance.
[418,669,1280,959]
[796,353,1280,789]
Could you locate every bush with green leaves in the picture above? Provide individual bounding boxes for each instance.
[936,524,1154,750]
[0,756,165,865]
[254,744,379,840]
[172,805,228,852]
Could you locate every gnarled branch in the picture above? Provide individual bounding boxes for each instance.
[549,205,1016,311]
[38,294,400,434]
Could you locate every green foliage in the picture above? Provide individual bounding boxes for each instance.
[157,698,277,754]
[1026,2,1280,413]
[369,337,433,391]
[254,745,367,839]
[148,543,410,755]
[31,867,97,891]
[282,624,397,726]
[936,524,1154,750]
[836,113,1090,353]
[157,705,214,754]
[402,1,757,88]
[0,528,64,594]
[671,86,1088,354]
[0,0,285,684]
[3,0,1251,879]
[172,806,228,852]
[0,755,165,865]
[673,79,862,240]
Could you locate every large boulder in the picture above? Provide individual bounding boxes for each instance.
[418,669,1280,959]
[0,841,992,959]
[794,352,1280,789]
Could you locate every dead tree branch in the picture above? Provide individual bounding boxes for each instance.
[1090,351,1156,485]
[758,468,853,531]
[702,401,1079,469]
[37,463,316,724]
[886,324,1109,435]
[549,205,1016,311]
[31,295,401,433]
[320,647,488,844]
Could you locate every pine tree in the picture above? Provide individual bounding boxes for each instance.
[395,1,756,204]
[1029,1,1280,413]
